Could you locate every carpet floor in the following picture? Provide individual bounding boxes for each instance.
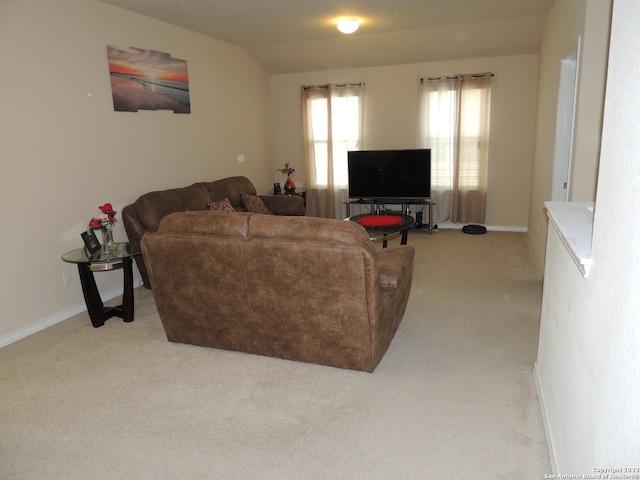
[0,229,551,479]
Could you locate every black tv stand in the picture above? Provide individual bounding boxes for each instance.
[344,198,436,234]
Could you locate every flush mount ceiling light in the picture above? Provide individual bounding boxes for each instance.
[337,18,360,34]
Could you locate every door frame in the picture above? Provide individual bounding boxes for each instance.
[552,37,582,201]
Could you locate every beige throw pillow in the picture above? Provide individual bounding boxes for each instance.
[241,193,273,215]
[207,198,236,213]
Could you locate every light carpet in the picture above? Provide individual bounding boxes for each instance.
[0,230,551,479]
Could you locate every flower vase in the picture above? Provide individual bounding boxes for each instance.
[284,174,296,194]
[101,227,116,253]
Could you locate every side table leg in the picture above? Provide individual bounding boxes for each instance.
[428,203,434,234]
[121,258,135,322]
[77,265,106,328]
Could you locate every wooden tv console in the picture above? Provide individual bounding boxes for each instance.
[344,199,436,234]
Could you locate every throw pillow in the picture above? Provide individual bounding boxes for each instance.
[207,198,236,213]
[241,193,273,215]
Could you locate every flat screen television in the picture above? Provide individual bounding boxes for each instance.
[347,149,431,200]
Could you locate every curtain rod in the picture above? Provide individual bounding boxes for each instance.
[302,82,364,91]
[419,73,494,83]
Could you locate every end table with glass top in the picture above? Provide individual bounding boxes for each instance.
[347,213,415,248]
[62,243,141,328]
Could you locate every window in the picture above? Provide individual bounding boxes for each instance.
[418,73,492,224]
[301,83,364,218]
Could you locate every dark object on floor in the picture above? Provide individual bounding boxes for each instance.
[462,224,487,234]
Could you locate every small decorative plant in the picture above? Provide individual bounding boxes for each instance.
[88,203,117,231]
[276,162,295,176]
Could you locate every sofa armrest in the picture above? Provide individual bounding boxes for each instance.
[377,246,415,290]
[260,194,305,216]
[122,204,146,245]
[122,203,152,288]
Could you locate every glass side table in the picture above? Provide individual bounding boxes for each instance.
[62,243,141,328]
[346,213,415,248]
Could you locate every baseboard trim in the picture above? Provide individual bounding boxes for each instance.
[487,225,528,233]
[0,303,88,349]
[533,362,558,474]
[0,280,144,349]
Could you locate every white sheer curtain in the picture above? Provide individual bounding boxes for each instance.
[301,83,364,218]
[417,73,492,224]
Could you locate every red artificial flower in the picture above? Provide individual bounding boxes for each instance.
[88,203,118,230]
[99,203,116,216]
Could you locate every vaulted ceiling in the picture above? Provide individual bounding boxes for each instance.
[99,0,556,74]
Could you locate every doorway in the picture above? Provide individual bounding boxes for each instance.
[552,38,581,201]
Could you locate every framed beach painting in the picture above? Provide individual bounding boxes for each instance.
[106,45,191,113]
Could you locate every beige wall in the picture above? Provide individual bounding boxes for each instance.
[0,0,273,340]
[535,0,639,471]
[0,0,611,345]
[527,0,610,264]
[570,0,610,202]
[270,55,539,228]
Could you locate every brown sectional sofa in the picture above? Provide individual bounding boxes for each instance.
[140,211,415,372]
[123,176,305,288]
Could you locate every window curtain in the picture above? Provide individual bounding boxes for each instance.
[417,73,492,224]
[301,83,364,219]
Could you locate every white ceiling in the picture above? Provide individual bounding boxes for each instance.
[99,0,556,74]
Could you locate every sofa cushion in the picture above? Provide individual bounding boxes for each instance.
[248,214,374,250]
[134,183,210,231]
[202,176,257,210]
[158,211,251,237]
[241,193,273,215]
[208,198,236,213]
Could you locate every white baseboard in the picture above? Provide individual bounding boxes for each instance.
[533,362,558,475]
[0,280,144,349]
[487,224,528,232]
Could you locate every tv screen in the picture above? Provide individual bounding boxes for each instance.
[347,149,431,200]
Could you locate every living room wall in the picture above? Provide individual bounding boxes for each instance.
[527,0,610,265]
[0,0,273,342]
[535,0,638,471]
[270,54,539,228]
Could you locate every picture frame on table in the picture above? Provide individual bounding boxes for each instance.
[273,182,281,195]
[81,230,101,255]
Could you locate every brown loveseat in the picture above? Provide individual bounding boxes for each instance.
[140,211,415,372]
[123,176,305,288]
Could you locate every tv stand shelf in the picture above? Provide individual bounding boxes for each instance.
[344,199,436,234]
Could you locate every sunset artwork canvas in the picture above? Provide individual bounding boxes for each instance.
[107,45,191,113]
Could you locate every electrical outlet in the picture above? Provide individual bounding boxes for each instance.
[63,271,73,286]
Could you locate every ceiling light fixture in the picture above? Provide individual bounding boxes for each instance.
[337,19,360,34]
